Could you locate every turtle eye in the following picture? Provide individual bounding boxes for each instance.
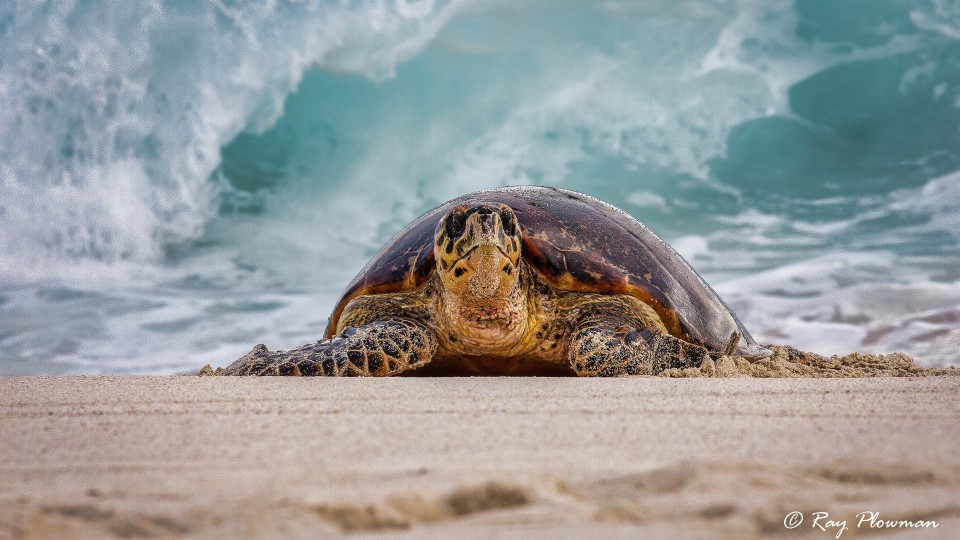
[446,213,466,238]
[500,210,517,236]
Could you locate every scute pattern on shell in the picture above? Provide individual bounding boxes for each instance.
[325,186,767,357]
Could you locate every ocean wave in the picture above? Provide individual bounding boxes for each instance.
[0,0,466,278]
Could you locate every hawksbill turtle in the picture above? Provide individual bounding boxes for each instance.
[222,186,770,377]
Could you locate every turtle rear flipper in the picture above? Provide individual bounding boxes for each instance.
[222,320,437,376]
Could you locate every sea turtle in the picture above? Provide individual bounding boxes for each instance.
[222,186,770,377]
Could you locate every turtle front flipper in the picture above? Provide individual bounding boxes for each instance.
[565,298,710,377]
[222,320,438,376]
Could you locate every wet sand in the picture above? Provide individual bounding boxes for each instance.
[1,376,958,539]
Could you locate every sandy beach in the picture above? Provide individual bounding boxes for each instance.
[0,376,957,539]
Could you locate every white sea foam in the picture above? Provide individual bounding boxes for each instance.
[713,248,960,365]
[911,0,960,39]
[626,191,670,211]
[890,170,960,240]
[0,0,467,279]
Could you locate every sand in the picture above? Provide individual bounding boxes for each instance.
[659,345,958,378]
[1,375,958,539]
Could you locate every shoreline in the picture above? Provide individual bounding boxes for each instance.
[1,376,958,538]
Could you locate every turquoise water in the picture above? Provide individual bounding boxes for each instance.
[1,0,959,374]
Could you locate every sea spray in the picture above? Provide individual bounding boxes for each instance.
[0,0,466,271]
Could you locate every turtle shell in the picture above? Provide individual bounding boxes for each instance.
[325,186,768,357]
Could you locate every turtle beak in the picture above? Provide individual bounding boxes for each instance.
[463,245,510,272]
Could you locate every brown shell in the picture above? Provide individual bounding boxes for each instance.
[325,186,767,357]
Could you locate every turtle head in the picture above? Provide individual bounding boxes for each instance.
[434,204,522,299]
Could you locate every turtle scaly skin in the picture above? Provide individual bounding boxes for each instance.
[223,320,437,376]
[222,187,768,377]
